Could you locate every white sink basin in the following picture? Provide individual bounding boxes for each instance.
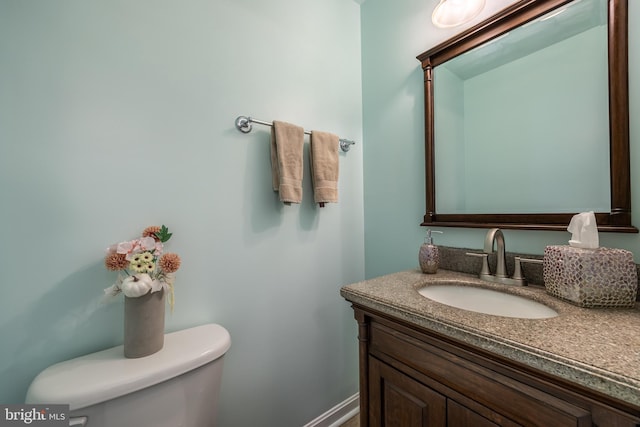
[418,284,558,319]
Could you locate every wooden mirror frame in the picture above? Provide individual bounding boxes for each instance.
[417,0,636,232]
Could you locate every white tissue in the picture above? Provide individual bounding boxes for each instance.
[567,211,599,249]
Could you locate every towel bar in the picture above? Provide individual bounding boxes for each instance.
[234,115,356,153]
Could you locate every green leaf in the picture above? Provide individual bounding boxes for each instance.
[155,225,173,243]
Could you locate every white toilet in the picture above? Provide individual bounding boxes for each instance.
[25,324,231,427]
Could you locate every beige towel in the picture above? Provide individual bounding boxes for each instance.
[310,131,339,207]
[270,121,305,204]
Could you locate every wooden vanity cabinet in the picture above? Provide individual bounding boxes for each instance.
[369,356,447,426]
[353,305,640,427]
[370,356,512,427]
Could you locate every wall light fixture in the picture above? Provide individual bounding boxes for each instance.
[432,0,486,28]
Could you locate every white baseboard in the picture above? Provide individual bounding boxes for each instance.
[302,393,359,427]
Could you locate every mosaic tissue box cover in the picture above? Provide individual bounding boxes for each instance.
[543,245,637,308]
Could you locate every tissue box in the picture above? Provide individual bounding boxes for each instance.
[543,246,637,308]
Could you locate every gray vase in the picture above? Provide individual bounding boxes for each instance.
[124,290,165,358]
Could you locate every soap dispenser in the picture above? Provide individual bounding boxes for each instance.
[419,229,443,274]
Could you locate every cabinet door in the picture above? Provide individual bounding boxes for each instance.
[369,356,446,427]
[448,399,512,427]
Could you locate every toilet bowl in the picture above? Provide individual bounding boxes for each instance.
[26,324,231,427]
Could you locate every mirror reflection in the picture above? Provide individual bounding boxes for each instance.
[434,0,609,215]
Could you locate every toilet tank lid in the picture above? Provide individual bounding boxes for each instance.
[25,323,231,411]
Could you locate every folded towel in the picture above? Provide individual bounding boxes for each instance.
[310,130,339,207]
[270,121,305,204]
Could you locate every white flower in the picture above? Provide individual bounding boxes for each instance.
[103,284,121,297]
[121,273,153,298]
[151,279,167,293]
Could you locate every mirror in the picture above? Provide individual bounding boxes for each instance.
[417,0,635,232]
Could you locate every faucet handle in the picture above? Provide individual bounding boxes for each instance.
[513,257,525,282]
[466,252,490,276]
[513,257,542,285]
[518,257,543,265]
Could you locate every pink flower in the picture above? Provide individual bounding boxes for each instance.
[117,241,134,254]
[139,237,157,251]
[115,237,157,260]
[153,241,164,256]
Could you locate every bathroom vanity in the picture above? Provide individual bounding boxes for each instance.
[341,270,640,426]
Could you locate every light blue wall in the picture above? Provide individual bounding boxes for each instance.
[362,0,640,278]
[0,1,364,426]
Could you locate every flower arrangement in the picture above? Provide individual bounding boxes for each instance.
[104,225,181,311]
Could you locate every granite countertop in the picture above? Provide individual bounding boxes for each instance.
[340,269,640,408]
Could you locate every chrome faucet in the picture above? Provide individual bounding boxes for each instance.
[466,228,527,286]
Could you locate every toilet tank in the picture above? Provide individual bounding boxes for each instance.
[26,324,231,427]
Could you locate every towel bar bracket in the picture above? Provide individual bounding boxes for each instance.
[339,139,355,152]
[234,115,356,152]
[235,115,253,133]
